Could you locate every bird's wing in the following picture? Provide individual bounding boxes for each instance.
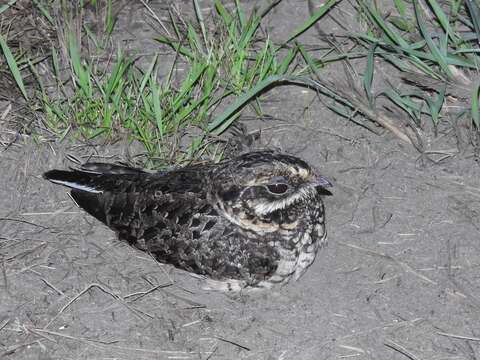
[70,182,223,276]
[44,163,208,193]
[44,162,279,281]
[77,162,148,175]
[44,163,211,224]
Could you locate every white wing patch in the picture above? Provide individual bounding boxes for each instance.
[49,179,103,193]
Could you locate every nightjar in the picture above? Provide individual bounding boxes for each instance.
[44,151,332,290]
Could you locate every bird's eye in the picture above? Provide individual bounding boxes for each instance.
[266,183,289,194]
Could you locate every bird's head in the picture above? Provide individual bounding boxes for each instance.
[210,151,332,231]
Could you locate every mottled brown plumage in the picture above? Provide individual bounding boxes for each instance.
[44,151,332,290]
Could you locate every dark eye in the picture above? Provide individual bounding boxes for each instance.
[266,183,289,194]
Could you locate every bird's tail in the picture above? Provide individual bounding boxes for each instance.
[43,163,146,193]
[44,163,147,225]
[43,169,103,193]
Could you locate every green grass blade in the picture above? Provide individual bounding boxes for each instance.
[359,1,409,48]
[68,32,92,98]
[214,0,233,26]
[173,63,208,112]
[425,84,446,125]
[215,0,238,40]
[105,50,131,101]
[32,0,54,25]
[327,103,353,118]
[0,33,28,100]
[238,12,262,50]
[389,16,414,32]
[155,36,194,59]
[135,54,158,105]
[277,46,298,74]
[286,0,338,43]
[168,9,182,39]
[177,93,210,124]
[27,57,45,96]
[151,81,164,139]
[208,75,288,134]
[297,43,320,75]
[83,24,100,49]
[356,32,476,69]
[465,0,480,45]
[407,40,427,50]
[401,46,475,68]
[298,45,348,100]
[381,89,420,122]
[393,0,407,17]
[193,0,208,50]
[453,48,480,55]
[235,0,246,29]
[427,0,458,43]
[187,24,204,54]
[472,83,480,127]
[105,0,115,35]
[51,46,60,81]
[458,32,480,42]
[413,0,453,78]
[0,0,17,14]
[378,52,411,72]
[364,42,376,108]
[451,0,463,16]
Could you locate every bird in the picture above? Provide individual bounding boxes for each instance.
[43,150,332,291]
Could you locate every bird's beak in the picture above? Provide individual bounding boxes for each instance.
[314,175,332,188]
[312,174,333,196]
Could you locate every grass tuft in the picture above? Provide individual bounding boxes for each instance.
[22,0,335,167]
[4,0,478,161]
[300,0,480,148]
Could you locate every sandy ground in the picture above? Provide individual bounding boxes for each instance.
[2,1,480,359]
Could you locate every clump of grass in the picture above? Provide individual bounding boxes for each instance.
[6,0,383,165]
[4,0,479,162]
[303,0,480,150]
[0,1,55,102]
[359,0,478,119]
[4,0,334,167]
